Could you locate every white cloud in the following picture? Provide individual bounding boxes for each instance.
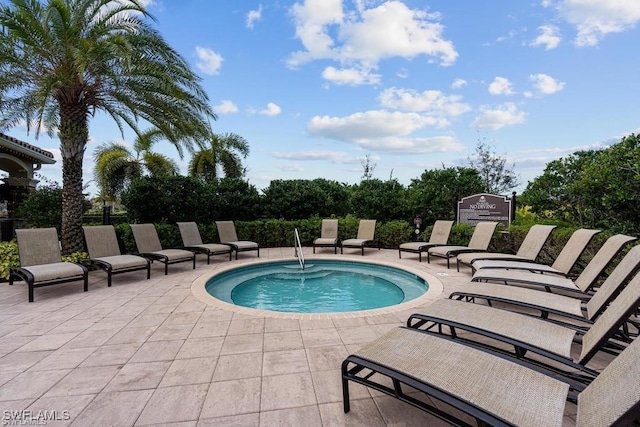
[488,77,515,95]
[277,163,304,172]
[213,100,238,114]
[195,46,223,75]
[322,66,381,85]
[529,73,565,96]
[259,102,282,116]
[378,88,470,117]
[545,0,640,46]
[470,103,526,130]
[306,110,463,153]
[246,5,263,29]
[530,25,561,49]
[288,0,458,85]
[451,78,467,89]
[271,150,350,163]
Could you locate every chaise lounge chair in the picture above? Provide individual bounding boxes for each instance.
[398,220,454,262]
[10,228,88,302]
[406,267,640,383]
[470,228,601,275]
[215,220,259,259]
[313,219,340,254]
[427,221,498,268]
[470,233,636,295]
[455,224,556,271]
[177,222,232,263]
[343,321,640,426]
[340,219,379,256]
[450,244,640,327]
[83,225,151,287]
[130,224,196,275]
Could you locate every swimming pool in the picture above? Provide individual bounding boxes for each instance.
[204,260,428,313]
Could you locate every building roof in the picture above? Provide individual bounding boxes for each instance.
[0,132,56,164]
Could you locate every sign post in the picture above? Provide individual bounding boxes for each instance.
[457,193,512,227]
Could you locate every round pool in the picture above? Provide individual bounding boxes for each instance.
[204,260,428,313]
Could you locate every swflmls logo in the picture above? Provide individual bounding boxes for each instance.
[469,196,496,210]
[2,410,71,425]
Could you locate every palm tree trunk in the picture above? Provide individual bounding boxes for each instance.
[59,103,88,254]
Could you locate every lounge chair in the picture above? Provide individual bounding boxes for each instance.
[82,225,151,287]
[10,228,88,302]
[455,224,556,271]
[177,222,232,263]
[470,234,636,295]
[130,224,196,274]
[340,219,379,256]
[450,244,640,327]
[215,220,259,259]
[470,228,601,275]
[406,267,640,383]
[427,221,498,268]
[398,220,454,262]
[312,219,340,254]
[343,322,640,426]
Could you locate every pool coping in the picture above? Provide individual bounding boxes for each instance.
[190,254,444,319]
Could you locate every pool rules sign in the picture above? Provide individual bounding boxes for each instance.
[457,193,512,227]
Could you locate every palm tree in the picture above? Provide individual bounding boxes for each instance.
[188,133,250,181]
[94,128,179,201]
[0,0,215,253]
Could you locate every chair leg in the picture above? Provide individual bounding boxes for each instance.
[28,279,34,303]
[146,262,151,279]
[192,255,196,269]
[83,272,89,292]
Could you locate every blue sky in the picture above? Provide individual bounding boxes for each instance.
[4,0,640,197]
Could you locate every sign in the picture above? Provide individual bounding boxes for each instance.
[457,193,512,227]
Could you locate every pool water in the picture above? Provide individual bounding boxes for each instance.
[205,260,428,313]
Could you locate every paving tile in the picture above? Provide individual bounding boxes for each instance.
[200,378,261,418]
[264,318,300,333]
[163,312,202,325]
[258,405,322,427]
[159,357,217,387]
[176,338,224,360]
[263,331,304,352]
[63,328,120,349]
[48,319,96,335]
[374,394,453,426]
[128,340,184,363]
[188,321,230,339]
[0,351,52,373]
[262,349,309,376]
[0,369,71,401]
[196,413,259,427]
[71,389,153,426]
[104,361,171,392]
[104,326,157,345]
[260,372,317,411]
[0,371,19,387]
[126,313,171,328]
[198,310,233,323]
[80,343,142,367]
[135,384,209,425]
[44,365,121,397]
[305,345,350,372]
[298,319,335,330]
[312,369,370,404]
[15,333,80,353]
[212,353,262,382]
[219,334,263,355]
[27,394,95,426]
[300,328,343,347]
[227,318,265,335]
[147,324,194,341]
[318,399,387,427]
[29,347,96,371]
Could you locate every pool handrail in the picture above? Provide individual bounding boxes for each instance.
[294,228,305,270]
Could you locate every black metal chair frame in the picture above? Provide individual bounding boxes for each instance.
[9,264,89,303]
[83,258,151,287]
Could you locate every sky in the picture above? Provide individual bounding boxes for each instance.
[3,0,640,198]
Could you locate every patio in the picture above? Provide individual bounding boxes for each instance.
[0,247,609,426]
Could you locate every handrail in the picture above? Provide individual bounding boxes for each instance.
[294,228,305,270]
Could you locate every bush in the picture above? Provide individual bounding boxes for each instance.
[0,240,19,280]
[17,184,90,230]
[349,179,410,222]
[261,179,349,220]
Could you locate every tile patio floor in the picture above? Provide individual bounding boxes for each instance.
[0,247,613,426]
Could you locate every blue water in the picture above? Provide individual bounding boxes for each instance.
[205,260,428,313]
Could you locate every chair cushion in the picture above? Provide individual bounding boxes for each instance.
[152,249,194,261]
[314,238,338,245]
[22,262,85,282]
[94,255,148,271]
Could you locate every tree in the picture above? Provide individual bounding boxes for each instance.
[93,128,180,201]
[0,0,214,253]
[406,166,484,224]
[360,154,377,180]
[468,138,519,194]
[188,133,249,181]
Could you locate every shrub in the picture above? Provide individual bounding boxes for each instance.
[0,240,19,280]
[261,179,349,219]
[17,184,90,230]
[349,179,410,222]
